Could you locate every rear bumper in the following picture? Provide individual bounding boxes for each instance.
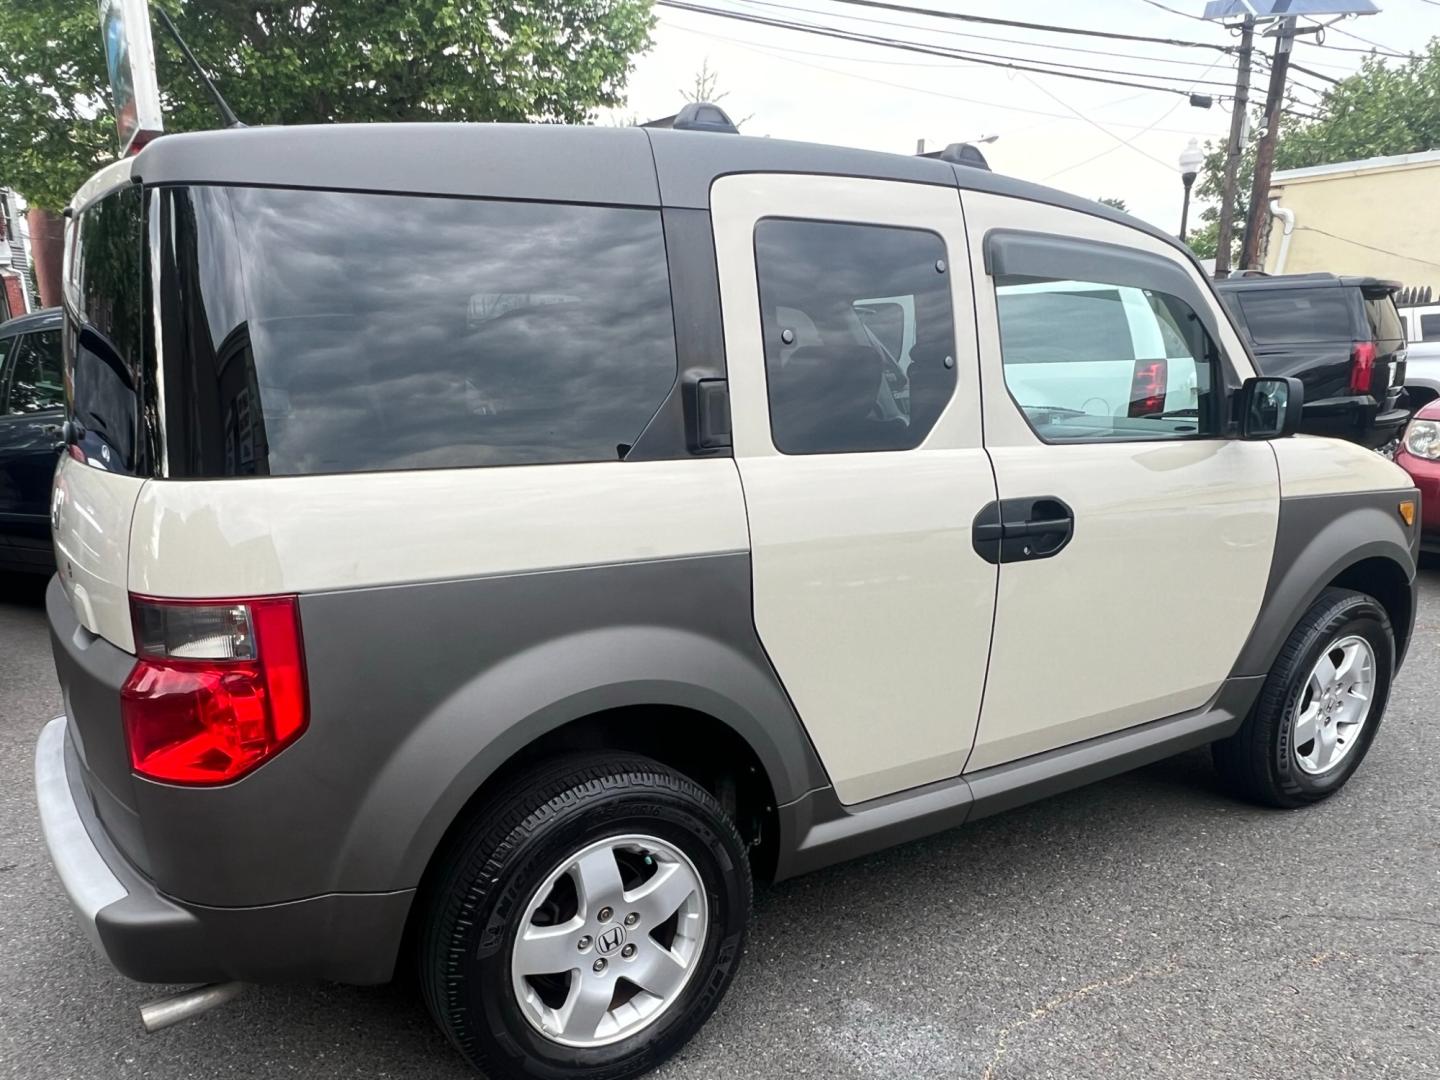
[1301,397,1409,449]
[34,715,412,986]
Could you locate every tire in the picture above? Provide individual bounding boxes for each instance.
[1213,587,1394,808]
[419,754,752,1080]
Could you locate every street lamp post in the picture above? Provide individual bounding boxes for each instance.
[1178,138,1204,244]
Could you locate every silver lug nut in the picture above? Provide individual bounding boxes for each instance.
[577,935,592,951]
[624,913,639,927]
[593,958,607,973]
[597,906,614,923]
[621,943,637,959]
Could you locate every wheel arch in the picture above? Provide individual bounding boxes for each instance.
[1232,491,1418,679]
[331,620,825,897]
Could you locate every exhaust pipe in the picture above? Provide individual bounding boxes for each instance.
[139,982,245,1032]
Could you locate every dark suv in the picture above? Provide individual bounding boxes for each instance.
[0,307,63,574]
[1217,274,1408,449]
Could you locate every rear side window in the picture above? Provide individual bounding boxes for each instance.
[155,187,679,476]
[67,185,144,472]
[1363,293,1404,345]
[1421,314,1440,343]
[754,218,956,455]
[1235,288,1353,344]
[3,331,63,413]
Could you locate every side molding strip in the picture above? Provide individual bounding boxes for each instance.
[773,676,1263,881]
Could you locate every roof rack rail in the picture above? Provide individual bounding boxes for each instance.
[917,142,992,171]
[641,102,739,134]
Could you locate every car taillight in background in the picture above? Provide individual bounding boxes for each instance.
[121,596,308,785]
[1128,358,1167,418]
[1349,341,1377,395]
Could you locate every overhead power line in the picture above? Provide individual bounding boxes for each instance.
[819,0,1236,51]
[657,1,1237,97]
[729,0,1240,71]
[665,18,1220,137]
[1041,54,1228,181]
[1302,17,1409,57]
[1296,225,1440,270]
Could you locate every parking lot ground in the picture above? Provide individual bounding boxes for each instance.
[2,567,1438,1079]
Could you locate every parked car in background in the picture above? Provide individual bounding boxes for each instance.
[1395,396,1440,553]
[0,307,62,575]
[1217,274,1408,450]
[37,122,1420,1080]
[1397,300,1440,412]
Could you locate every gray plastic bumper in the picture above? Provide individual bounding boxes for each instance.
[34,715,127,954]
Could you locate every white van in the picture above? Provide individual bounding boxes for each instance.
[36,116,1420,1080]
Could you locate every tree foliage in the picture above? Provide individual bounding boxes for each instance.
[1096,196,1129,212]
[0,0,655,209]
[1194,38,1440,266]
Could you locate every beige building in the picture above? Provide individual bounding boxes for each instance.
[1263,149,1440,292]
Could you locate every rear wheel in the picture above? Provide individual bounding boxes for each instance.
[420,754,751,1079]
[1214,588,1394,808]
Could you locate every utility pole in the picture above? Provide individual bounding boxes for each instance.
[1239,16,1296,272]
[1213,16,1254,278]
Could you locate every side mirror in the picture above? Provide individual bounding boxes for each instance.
[1239,376,1303,439]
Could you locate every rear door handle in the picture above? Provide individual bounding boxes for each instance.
[972,496,1074,564]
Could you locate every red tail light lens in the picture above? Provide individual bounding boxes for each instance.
[122,596,307,785]
[1349,341,1377,394]
[1128,358,1168,418]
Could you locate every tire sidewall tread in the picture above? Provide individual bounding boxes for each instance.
[419,754,751,1080]
[1215,587,1394,808]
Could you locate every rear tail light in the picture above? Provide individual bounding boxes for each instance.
[1128,358,1167,418]
[1349,341,1377,394]
[122,596,307,785]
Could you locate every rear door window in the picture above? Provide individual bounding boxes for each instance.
[1422,314,1440,342]
[156,187,679,477]
[2,330,63,413]
[1235,288,1354,344]
[753,218,956,455]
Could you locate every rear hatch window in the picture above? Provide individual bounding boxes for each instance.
[155,187,679,477]
[1234,287,1355,344]
[1362,289,1404,346]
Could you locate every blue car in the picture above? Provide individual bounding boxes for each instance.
[0,307,63,574]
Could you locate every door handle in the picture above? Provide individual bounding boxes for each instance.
[972,497,1074,564]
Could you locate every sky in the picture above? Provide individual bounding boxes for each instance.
[603,0,1440,235]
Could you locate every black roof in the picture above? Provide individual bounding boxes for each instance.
[1216,272,1402,293]
[0,306,60,337]
[127,122,1188,257]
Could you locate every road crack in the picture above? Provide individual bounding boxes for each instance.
[979,961,1179,1080]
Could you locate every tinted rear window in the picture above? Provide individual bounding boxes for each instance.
[1364,293,1404,344]
[1235,288,1354,344]
[1422,314,1440,342]
[156,187,678,477]
[66,185,145,473]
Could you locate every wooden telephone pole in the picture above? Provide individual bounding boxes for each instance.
[1239,16,1297,271]
[1213,17,1254,278]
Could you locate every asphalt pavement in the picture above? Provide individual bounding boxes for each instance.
[2,567,1438,1079]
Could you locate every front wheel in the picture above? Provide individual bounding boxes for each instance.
[419,754,752,1079]
[1214,587,1394,808]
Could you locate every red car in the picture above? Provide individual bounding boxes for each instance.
[1396,396,1440,553]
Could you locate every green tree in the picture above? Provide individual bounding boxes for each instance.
[0,0,655,210]
[1193,39,1440,267]
[1096,196,1129,212]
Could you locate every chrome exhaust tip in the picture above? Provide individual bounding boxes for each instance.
[139,982,245,1033]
